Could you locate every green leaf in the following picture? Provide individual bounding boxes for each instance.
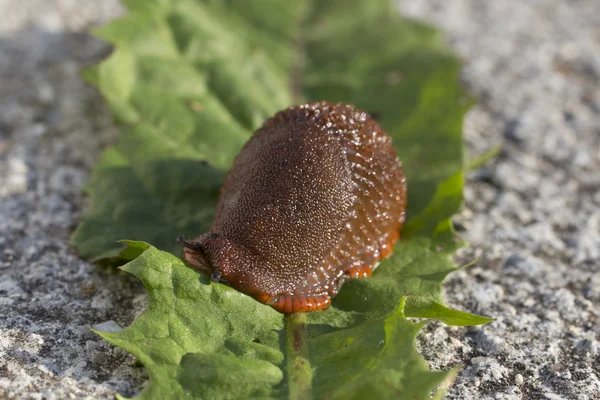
[95,244,457,399]
[74,0,493,398]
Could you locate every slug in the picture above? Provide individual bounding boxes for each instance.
[178,101,407,313]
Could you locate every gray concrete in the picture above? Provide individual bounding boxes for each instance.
[401,1,600,399]
[0,1,598,399]
[0,2,147,399]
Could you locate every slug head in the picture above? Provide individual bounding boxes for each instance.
[177,233,226,282]
[177,233,263,292]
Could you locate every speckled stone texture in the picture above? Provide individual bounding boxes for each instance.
[0,1,598,399]
[400,1,600,399]
[0,1,148,399]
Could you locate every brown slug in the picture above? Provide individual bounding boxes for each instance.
[178,101,407,313]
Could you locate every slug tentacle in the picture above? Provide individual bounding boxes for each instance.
[210,270,222,283]
[176,236,204,251]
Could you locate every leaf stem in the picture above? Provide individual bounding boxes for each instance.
[285,312,312,400]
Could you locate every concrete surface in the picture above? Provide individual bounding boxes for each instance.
[0,1,598,399]
[401,1,600,399]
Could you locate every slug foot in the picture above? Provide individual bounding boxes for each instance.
[379,231,399,260]
[342,263,373,279]
[268,293,331,313]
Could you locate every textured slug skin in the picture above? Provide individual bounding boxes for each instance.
[180,101,407,313]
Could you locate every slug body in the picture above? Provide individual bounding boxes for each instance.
[179,102,407,313]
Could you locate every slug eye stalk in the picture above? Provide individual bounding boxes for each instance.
[176,236,204,252]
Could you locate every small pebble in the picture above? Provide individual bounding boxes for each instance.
[515,374,524,385]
